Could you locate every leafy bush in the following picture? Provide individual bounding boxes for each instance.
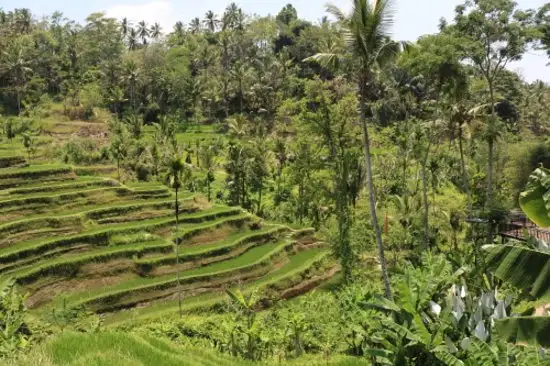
[0,281,30,358]
[56,139,109,165]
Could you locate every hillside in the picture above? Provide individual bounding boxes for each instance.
[2,0,550,364]
[0,158,334,325]
[12,332,369,366]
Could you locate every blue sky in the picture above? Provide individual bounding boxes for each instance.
[1,0,548,81]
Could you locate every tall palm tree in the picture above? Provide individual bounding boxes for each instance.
[2,43,32,115]
[127,28,138,50]
[150,22,162,40]
[120,17,130,38]
[189,17,201,34]
[231,61,254,113]
[203,10,219,33]
[137,20,149,45]
[173,21,185,42]
[15,8,32,34]
[223,2,240,30]
[305,0,399,300]
[200,145,217,201]
[121,60,140,111]
[165,156,192,316]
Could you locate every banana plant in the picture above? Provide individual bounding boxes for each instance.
[482,167,550,348]
[225,288,260,360]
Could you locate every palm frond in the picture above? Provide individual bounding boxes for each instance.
[303,53,341,70]
[326,3,348,23]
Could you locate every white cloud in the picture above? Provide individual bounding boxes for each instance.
[105,1,176,30]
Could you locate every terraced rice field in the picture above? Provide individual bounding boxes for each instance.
[0,159,334,324]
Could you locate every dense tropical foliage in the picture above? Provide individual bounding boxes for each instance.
[1,0,550,364]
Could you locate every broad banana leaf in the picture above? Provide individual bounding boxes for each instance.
[483,245,550,298]
[495,316,550,348]
[519,167,550,227]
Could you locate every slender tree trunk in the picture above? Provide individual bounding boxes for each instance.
[239,80,244,114]
[175,188,182,316]
[131,83,135,112]
[421,162,430,251]
[17,88,21,115]
[358,78,393,301]
[458,133,470,210]
[117,159,121,182]
[258,178,263,214]
[487,138,494,243]
[207,178,211,202]
[486,80,496,243]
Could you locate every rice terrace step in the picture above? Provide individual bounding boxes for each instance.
[0,163,334,325]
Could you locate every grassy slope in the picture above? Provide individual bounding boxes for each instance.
[106,248,329,325]
[13,331,367,366]
[67,240,293,307]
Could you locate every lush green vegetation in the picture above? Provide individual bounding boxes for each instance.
[2,0,550,364]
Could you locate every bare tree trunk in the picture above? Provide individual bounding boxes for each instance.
[17,88,21,115]
[486,81,496,243]
[258,177,263,214]
[487,138,494,243]
[117,159,121,182]
[458,133,470,210]
[421,162,430,251]
[175,188,182,316]
[359,79,393,301]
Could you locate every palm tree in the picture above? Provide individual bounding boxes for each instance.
[106,87,127,118]
[231,61,254,113]
[120,17,130,38]
[305,0,399,300]
[173,21,185,43]
[127,28,138,50]
[189,17,201,34]
[121,60,140,111]
[165,156,192,316]
[227,114,248,138]
[223,3,240,30]
[15,8,32,34]
[200,145,217,201]
[1,43,32,115]
[110,134,128,182]
[150,22,162,40]
[203,10,219,33]
[137,20,149,45]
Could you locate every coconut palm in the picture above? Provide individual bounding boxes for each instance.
[121,60,140,111]
[173,21,185,41]
[231,61,255,113]
[223,2,240,30]
[165,156,192,316]
[137,20,149,45]
[227,114,248,138]
[203,10,219,33]
[150,22,162,40]
[189,17,201,34]
[120,17,130,38]
[200,145,217,201]
[305,0,400,300]
[127,28,138,50]
[110,134,128,182]
[1,43,32,115]
[15,8,32,34]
